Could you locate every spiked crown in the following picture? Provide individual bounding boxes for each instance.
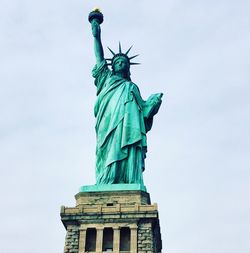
[106,42,140,66]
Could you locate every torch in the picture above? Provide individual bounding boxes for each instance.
[88,8,104,24]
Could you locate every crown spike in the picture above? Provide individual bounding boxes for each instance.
[125,45,133,55]
[107,42,140,67]
[119,42,122,53]
[107,47,115,55]
[129,54,139,60]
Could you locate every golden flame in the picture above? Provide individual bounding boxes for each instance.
[93,7,101,12]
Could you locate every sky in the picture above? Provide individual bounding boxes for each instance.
[0,0,249,252]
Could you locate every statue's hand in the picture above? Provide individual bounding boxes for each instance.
[151,97,162,115]
[91,19,101,38]
[148,93,163,106]
[144,93,163,118]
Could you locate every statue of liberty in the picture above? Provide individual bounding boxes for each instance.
[89,9,163,186]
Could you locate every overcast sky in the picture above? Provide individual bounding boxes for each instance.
[0,0,249,253]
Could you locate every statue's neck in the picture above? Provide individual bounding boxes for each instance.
[115,72,126,78]
[114,71,131,81]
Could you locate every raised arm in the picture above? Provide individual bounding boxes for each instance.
[91,19,104,64]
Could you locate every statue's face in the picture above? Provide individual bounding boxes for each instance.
[112,56,129,73]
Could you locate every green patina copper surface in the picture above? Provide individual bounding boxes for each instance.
[89,10,163,187]
[80,183,147,192]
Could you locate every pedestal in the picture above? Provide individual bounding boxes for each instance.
[61,187,162,253]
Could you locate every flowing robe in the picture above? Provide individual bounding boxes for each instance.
[93,61,155,185]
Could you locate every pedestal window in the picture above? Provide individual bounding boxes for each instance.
[85,228,97,252]
[120,227,131,252]
[102,227,113,252]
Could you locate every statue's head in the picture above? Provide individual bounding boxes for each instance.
[112,55,130,79]
[106,43,139,81]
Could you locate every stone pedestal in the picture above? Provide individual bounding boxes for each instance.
[61,188,162,253]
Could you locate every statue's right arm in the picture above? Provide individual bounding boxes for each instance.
[91,20,104,64]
